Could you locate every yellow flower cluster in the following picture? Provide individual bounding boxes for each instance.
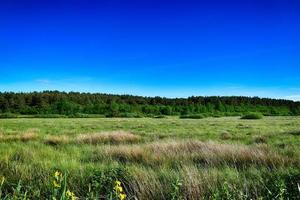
[53,171,63,188]
[114,180,126,200]
[66,189,77,200]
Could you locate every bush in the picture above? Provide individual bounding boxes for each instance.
[0,113,19,118]
[180,114,205,119]
[220,132,231,140]
[67,113,89,118]
[153,115,166,118]
[252,136,267,144]
[33,114,67,118]
[119,112,142,118]
[224,112,240,117]
[286,130,300,136]
[212,113,223,118]
[241,113,263,120]
[67,113,106,118]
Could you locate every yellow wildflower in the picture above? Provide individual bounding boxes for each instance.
[53,180,61,188]
[118,186,123,193]
[54,171,62,179]
[66,189,77,200]
[114,185,123,192]
[119,193,126,200]
[114,180,126,200]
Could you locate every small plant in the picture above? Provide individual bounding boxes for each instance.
[212,181,236,200]
[89,167,129,199]
[51,171,77,200]
[0,176,5,199]
[222,181,232,200]
[171,178,182,200]
[275,179,286,200]
[12,181,28,200]
[0,177,30,200]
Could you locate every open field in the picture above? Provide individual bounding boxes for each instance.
[0,117,299,199]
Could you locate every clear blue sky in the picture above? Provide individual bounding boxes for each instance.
[0,0,300,100]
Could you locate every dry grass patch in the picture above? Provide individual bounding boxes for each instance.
[76,131,141,144]
[104,145,154,164]
[181,166,219,200]
[101,140,298,168]
[19,132,38,142]
[0,129,39,142]
[44,135,70,145]
[129,167,175,200]
[220,131,232,140]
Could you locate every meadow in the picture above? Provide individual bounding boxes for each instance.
[0,116,299,199]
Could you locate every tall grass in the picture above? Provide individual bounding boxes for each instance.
[76,131,141,144]
[0,117,299,199]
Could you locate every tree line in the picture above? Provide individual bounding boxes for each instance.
[0,91,299,117]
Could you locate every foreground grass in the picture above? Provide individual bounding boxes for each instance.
[0,117,299,199]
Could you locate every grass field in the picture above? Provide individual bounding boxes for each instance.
[0,117,299,199]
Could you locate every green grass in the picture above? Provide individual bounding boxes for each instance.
[0,116,299,199]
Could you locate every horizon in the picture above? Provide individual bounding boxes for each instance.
[1,0,300,101]
[0,90,299,102]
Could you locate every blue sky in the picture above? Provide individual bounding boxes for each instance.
[0,0,300,100]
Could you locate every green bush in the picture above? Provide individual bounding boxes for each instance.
[180,114,205,119]
[212,113,223,118]
[152,115,166,118]
[241,113,263,120]
[286,130,300,136]
[119,112,142,118]
[224,112,240,117]
[0,113,19,118]
[33,114,67,118]
[67,113,106,118]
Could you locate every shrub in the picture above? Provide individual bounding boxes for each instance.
[153,115,166,118]
[220,132,231,140]
[223,112,240,117]
[241,113,263,120]
[67,113,90,118]
[212,114,223,118]
[180,114,205,119]
[286,130,300,136]
[119,113,142,118]
[252,136,267,144]
[33,114,67,118]
[0,113,19,118]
